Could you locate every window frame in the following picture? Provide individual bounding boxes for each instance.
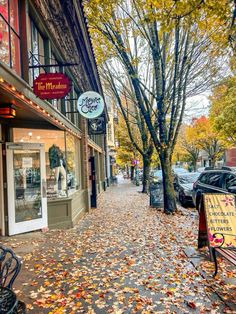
[0,0,21,74]
[28,16,46,84]
[199,173,209,185]
[223,173,236,191]
[206,172,224,188]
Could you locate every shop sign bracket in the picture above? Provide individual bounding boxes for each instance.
[29,63,78,69]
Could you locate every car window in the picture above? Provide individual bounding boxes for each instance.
[199,173,209,184]
[179,174,199,184]
[224,174,236,190]
[207,173,222,188]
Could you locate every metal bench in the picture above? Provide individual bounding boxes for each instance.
[211,234,236,277]
[0,245,26,313]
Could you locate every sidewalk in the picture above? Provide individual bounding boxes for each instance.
[1,177,235,313]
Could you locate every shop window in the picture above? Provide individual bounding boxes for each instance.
[13,128,81,199]
[49,52,63,110]
[0,0,21,75]
[66,132,80,195]
[28,17,45,85]
[108,123,112,142]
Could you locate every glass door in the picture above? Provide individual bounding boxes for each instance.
[6,143,47,235]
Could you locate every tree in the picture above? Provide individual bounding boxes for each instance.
[194,116,226,167]
[209,76,236,146]
[115,114,140,170]
[104,70,153,193]
[85,0,232,213]
[177,123,201,171]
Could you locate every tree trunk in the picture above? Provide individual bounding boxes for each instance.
[160,150,177,213]
[142,154,151,193]
[193,158,197,172]
[130,166,134,180]
[210,157,216,168]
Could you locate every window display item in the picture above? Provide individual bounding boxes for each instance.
[48,144,66,196]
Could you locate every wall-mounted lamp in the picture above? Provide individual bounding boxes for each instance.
[0,104,16,118]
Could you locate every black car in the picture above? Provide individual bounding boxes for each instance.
[192,167,236,211]
[174,172,200,206]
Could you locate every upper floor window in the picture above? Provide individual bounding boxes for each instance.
[0,0,21,75]
[28,17,45,85]
[108,123,112,142]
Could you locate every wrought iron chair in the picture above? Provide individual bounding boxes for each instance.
[0,245,26,313]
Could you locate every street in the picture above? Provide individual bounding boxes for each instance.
[1,177,235,313]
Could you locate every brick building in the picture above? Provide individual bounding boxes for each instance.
[0,0,107,235]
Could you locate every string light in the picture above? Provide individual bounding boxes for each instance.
[0,78,4,83]
[11,86,16,91]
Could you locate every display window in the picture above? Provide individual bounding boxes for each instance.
[65,132,80,195]
[0,0,20,75]
[13,128,80,199]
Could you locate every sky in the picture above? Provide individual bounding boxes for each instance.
[184,93,210,124]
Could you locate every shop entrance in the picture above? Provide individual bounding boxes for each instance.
[89,156,97,208]
[6,143,47,235]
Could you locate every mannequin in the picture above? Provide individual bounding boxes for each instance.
[48,144,66,195]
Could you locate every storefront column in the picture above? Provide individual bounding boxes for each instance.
[81,118,90,211]
[0,125,4,235]
[20,0,29,83]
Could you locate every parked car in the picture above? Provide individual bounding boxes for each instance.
[174,172,200,206]
[192,167,236,211]
[139,170,143,181]
[172,167,189,175]
[123,171,128,179]
[149,169,163,184]
[197,167,206,173]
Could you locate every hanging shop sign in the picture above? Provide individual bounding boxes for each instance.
[33,73,71,100]
[77,91,104,119]
[88,116,106,135]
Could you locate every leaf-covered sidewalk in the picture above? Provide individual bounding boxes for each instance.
[1,178,235,313]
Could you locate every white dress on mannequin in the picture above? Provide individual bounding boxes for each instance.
[54,159,66,195]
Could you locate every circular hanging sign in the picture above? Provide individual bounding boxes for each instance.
[77,91,104,119]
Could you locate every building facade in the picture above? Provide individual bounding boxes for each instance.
[105,93,117,183]
[0,0,107,236]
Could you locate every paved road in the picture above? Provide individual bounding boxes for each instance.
[1,177,234,313]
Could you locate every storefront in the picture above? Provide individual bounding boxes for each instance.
[0,72,90,235]
[7,128,84,234]
[0,0,107,236]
